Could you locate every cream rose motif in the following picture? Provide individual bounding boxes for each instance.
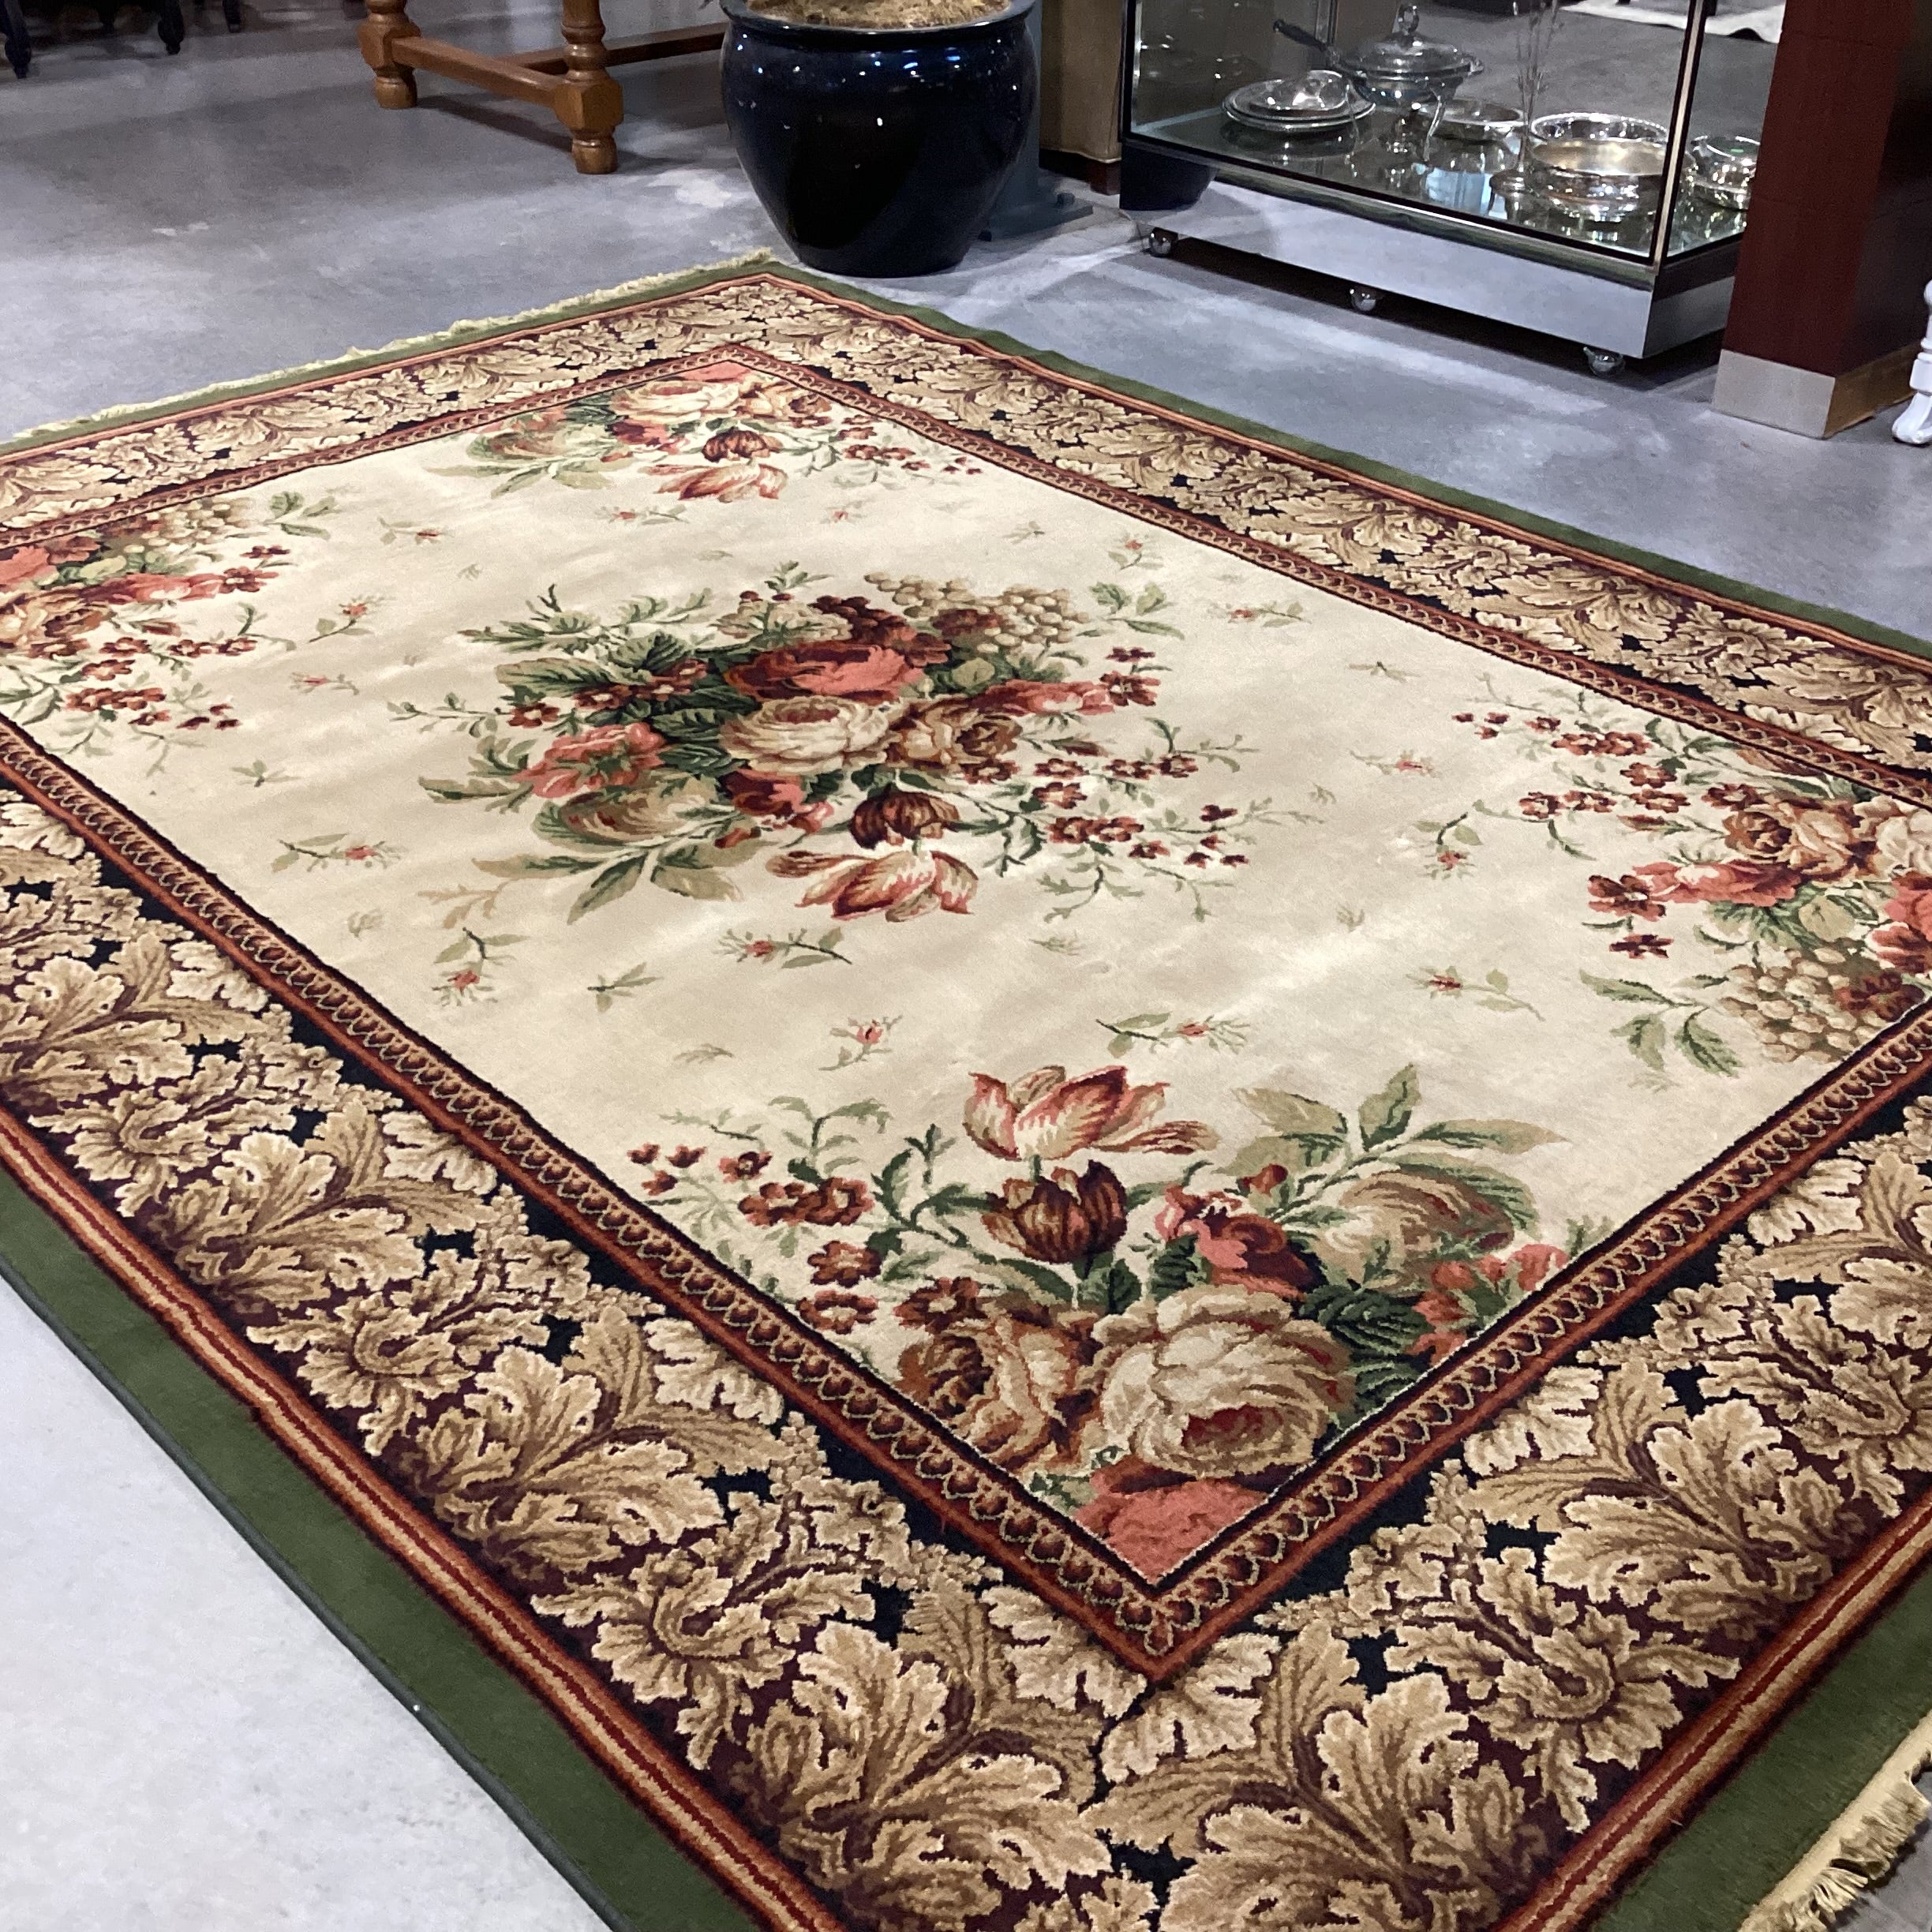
[1091,1285,1355,1480]
[1872,807,1932,878]
[717,693,907,777]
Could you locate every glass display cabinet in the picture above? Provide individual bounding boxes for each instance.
[1121,0,1780,371]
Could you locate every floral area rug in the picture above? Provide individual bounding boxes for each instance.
[4,264,1931,1932]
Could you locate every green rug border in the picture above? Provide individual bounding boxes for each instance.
[3,256,1922,665]
[0,1170,754,1932]
[3,260,1930,1927]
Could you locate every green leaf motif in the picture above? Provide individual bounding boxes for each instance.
[1582,972,1675,1005]
[1676,1012,1743,1076]
[1237,1088,1349,1144]
[1617,1011,1668,1072]
[1225,1134,1311,1181]
[421,776,527,804]
[1147,1237,1207,1301]
[1357,1065,1420,1150]
[993,1257,1076,1305]
[1410,1119,1564,1155]
[1301,1276,1425,1366]
[876,1147,916,1219]
[568,853,650,922]
[473,853,598,879]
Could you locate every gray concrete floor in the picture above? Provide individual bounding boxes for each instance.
[2,2,1930,1923]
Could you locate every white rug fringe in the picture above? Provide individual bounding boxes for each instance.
[1741,1709,1932,1932]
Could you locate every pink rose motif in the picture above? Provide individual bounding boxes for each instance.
[724,769,807,817]
[1882,872,1932,942]
[965,1065,1216,1162]
[982,680,1118,717]
[1074,1458,1260,1580]
[95,571,204,605]
[1642,858,1803,907]
[523,721,666,801]
[726,635,939,703]
[1153,1185,1316,1294]
[0,545,52,589]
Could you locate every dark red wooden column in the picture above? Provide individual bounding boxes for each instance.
[1713,0,1932,436]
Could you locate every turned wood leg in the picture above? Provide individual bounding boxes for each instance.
[155,0,185,51]
[221,0,242,31]
[359,0,421,107]
[556,0,622,174]
[1,0,30,77]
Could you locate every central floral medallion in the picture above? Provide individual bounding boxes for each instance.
[421,564,1269,927]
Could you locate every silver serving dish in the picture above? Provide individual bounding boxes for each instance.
[1686,133,1758,209]
[1331,3,1480,113]
[1528,113,1668,218]
[1223,71,1373,137]
[1436,97,1522,144]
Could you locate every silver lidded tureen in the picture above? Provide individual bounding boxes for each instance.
[1329,3,1480,113]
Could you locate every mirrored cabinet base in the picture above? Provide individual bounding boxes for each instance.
[1122,0,1779,368]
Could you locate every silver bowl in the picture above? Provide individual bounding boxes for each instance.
[1436,97,1522,144]
[1528,113,1668,219]
[1222,71,1374,137]
[1686,133,1758,209]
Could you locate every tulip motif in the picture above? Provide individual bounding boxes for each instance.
[982,1163,1129,1268]
[782,844,978,922]
[965,1064,1217,1163]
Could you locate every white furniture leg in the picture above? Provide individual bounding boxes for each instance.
[1894,279,1932,446]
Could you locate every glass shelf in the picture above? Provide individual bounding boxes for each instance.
[1126,0,1778,273]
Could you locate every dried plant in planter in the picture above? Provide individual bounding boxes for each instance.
[747,0,1002,24]
[1513,0,1564,128]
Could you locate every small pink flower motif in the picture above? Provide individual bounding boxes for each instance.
[342,844,378,863]
[850,1020,889,1046]
[1436,849,1468,871]
[340,601,371,620]
[445,968,481,993]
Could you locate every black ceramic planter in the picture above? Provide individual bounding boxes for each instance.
[721,0,1036,278]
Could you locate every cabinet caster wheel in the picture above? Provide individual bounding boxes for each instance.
[1349,286,1384,314]
[1582,346,1626,377]
[1144,228,1175,258]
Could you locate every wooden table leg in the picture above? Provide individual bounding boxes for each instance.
[555,0,622,174]
[1,0,30,77]
[360,0,421,106]
[358,16,721,170]
[155,0,184,51]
